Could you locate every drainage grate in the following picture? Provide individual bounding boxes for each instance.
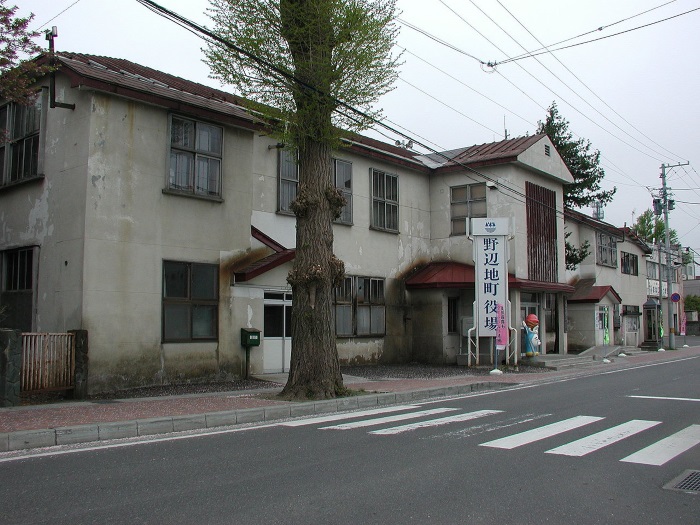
[664,470,700,494]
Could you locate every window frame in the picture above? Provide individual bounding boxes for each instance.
[1,246,37,332]
[162,260,219,343]
[370,168,398,233]
[0,90,46,188]
[620,251,639,276]
[596,232,618,268]
[167,115,223,199]
[278,148,298,214]
[450,183,487,236]
[333,158,353,225]
[447,296,459,334]
[334,275,386,337]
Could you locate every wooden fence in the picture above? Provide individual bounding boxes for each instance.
[21,333,75,393]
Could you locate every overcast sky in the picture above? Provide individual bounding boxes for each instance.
[22,0,700,253]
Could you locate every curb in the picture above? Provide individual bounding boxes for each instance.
[0,381,513,452]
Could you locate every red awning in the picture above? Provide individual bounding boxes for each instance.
[405,261,574,294]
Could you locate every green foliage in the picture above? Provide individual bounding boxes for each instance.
[0,1,53,105]
[565,232,590,271]
[537,102,616,209]
[204,0,401,150]
[632,209,679,245]
[684,295,700,313]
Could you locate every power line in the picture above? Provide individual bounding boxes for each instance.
[494,0,686,163]
[495,6,700,65]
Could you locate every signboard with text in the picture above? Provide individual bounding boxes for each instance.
[472,218,510,338]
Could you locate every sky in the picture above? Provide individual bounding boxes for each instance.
[20,0,700,253]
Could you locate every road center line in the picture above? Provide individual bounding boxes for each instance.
[626,395,700,402]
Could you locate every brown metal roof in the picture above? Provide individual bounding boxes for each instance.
[419,134,547,171]
[234,226,296,282]
[405,261,574,293]
[568,278,622,303]
[55,52,259,128]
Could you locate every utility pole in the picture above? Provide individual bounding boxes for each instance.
[660,161,689,350]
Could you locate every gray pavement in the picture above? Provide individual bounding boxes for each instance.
[2,345,699,453]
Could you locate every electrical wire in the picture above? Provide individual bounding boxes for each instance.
[494,0,686,163]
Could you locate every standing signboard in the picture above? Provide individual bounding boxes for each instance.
[469,218,511,365]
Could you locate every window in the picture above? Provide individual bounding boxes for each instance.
[162,261,218,342]
[334,276,385,336]
[169,116,222,197]
[0,96,42,186]
[447,297,459,333]
[334,159,352,224]
[1,247,34,331]
[371,169,398,232]
[596,232,618,267]
[450,183,486,235]
[620,252,639,275]
[277,148,298,213]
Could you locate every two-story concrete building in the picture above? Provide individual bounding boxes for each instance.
[0,53,575,392]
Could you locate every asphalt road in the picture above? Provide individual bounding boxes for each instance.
[1,355,699,524]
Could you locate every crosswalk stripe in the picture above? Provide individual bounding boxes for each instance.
[620,424,700,466]
[545,420,661,457]
[321,408,459,430]
[369,410,502,435]
[479,415,604,450]
[279,405,420,427]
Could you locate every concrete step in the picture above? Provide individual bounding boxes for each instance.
[522,354,597,371]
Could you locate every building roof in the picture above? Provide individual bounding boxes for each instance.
[233,227,295,282]
[568,278,622,303]
[404,261,575,293]
[55,52,260,129]
[416,134,546,170]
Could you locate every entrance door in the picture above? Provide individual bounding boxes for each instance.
[263,292,292,373]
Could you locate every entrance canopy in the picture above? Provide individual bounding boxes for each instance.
[405,262,574,294]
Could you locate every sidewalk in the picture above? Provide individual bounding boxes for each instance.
[2,346,698,453]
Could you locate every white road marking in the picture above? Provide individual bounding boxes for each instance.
[479,416,604,450]
[627,395,700,403]
[621,424,700,466]
[545,420,661,457]
[279,405,421,426]
[369,410,502,435]
[321,408,458,430]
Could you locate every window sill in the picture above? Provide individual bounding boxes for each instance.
[276,210,296,217]
[162,188,223,203]
[369,226,399,235]
[0,174,45,193]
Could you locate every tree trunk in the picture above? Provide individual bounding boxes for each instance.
[280,140,345,400]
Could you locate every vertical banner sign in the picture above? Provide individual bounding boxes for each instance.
[496,303,508,350]
[472,218,509,338]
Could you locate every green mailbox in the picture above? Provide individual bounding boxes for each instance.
[240,328,261,347]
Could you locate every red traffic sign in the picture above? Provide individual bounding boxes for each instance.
[671,292,681,303]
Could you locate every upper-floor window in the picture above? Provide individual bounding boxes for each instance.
[596,232,618,268]
[620,251,639,275]
[450,183,486,235]
[371,168,398,232]
[447,297,459,334]
[334,158,352,224]
[334,276,385,337]
[169,116,222,198]
[162,260,219,342]
[278,148,298,214]
[0,96,42,186]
